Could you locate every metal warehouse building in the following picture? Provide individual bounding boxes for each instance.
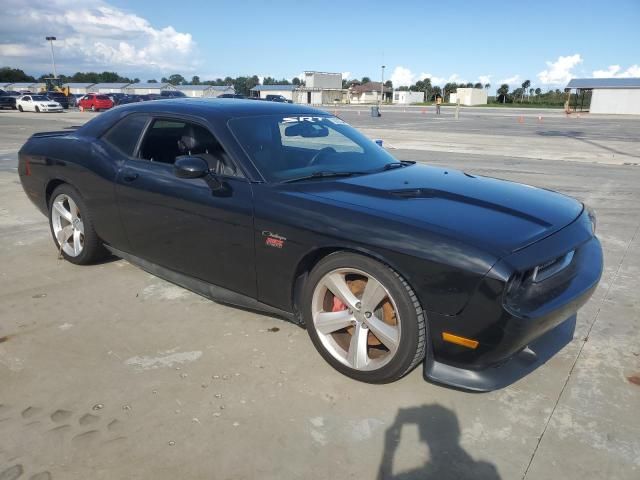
[125,82,176,95]
[174,85,235,98]
[5,82,45,92]
[63,83,96,95]
[566,78,640,115]
[90,83,131,94]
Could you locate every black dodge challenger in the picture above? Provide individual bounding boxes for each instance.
[18,99,603,391]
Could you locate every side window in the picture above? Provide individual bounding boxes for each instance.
[137,118,237,175]
[102,114,149,157]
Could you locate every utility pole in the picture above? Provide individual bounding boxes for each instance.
[380,65,385,108]
[46,36,57,78]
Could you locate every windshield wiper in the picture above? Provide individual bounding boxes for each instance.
[281,170,366,184]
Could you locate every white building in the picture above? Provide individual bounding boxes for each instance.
[566,78,640,115]
[6,82,45,93]
[251,85,297,101]
[393,90,424,104]
[250,72,347,105]
[349,82,392,104]
[449,88,487,106]
[303,71,342,89]
[90,83,131,94]
[124,82,177,95]
[175,85,235,98]
[63,83,96,95]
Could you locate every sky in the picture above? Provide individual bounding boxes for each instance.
[1,0,639,90]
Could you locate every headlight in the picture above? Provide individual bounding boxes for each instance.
[586,206,597,234]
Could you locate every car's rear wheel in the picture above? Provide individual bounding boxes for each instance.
[302,252,426,383]
[49,184,107,265]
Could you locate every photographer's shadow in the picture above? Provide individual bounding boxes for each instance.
[378,404,501,480]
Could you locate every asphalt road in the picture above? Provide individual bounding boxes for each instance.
[0,108,639,480]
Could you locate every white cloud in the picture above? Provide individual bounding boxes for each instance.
[341,71,352,80]
[390,66,415,87]
[592,64,640,78]
[537,54,582,85]
[499,74,521,86]
[0,0,197,75]
[478,75,492,85]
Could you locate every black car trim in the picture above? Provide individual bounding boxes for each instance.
[424,315,576,392]
[105,245,298,323]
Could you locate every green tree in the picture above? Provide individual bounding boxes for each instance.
[167,74,186,85]
[474,82,483,89]
[384,80,393,88]
[361,76,371,84]
[0,67,36,83]
[521,79,531,102]
[484,83,491,90]
[497,83,509,103]
[147,79,158,83]
[191,75,200,85]
[292,77,302,85]
[535,87,541,95]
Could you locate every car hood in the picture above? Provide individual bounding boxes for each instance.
[296,164,583,256]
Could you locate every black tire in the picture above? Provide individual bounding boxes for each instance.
[48,184,107,265]
[35,106,40,113]
[18,105,23,112]
[301,252,426,383]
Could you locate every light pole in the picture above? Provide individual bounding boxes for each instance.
[46,36,57,78]
[380,65,386,107]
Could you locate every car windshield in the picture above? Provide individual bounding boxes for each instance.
[31,95,48,101]
[228,114,402,182]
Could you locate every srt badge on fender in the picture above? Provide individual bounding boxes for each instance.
[263,231,286,248]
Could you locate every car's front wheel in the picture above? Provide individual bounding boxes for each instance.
[18,105,23,112]
[35,106,40,113]
[49,184,107,265]
[302,252,426,383]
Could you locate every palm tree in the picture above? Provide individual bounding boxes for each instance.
[521,80,531,102]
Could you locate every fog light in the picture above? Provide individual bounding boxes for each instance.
[442,332,479,349]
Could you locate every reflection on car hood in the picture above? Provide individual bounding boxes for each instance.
[298,164,583,255]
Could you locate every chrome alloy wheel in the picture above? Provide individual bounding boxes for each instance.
[311,268,401,371]
[51,194,84,257]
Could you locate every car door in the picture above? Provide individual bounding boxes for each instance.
[22,96,33,111]
[115,115,257,298]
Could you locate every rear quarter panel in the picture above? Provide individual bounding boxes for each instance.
[18,133,129,250]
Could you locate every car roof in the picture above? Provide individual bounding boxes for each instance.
[109,98,328,120]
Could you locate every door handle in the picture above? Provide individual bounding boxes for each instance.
[122,172,139,182]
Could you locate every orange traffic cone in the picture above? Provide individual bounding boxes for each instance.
[518,116,524,124]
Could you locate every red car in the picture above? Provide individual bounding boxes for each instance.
[78,93,114,112]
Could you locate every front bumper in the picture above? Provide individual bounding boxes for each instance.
[424,211,603,392]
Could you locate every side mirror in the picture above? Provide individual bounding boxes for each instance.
[174,156,209,179]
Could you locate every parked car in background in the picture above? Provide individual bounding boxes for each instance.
[218,93,247,99]
[44,91,70,109]
[265,94,293,103]
[160,90,186,98]
[0,93,17,110]
[78,93,114,112]
[107,93,139,106]
[16,95,63,112]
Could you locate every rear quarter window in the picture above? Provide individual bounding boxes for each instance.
[102,115,149,157]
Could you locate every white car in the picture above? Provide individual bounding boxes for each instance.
[17,95,63,113]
